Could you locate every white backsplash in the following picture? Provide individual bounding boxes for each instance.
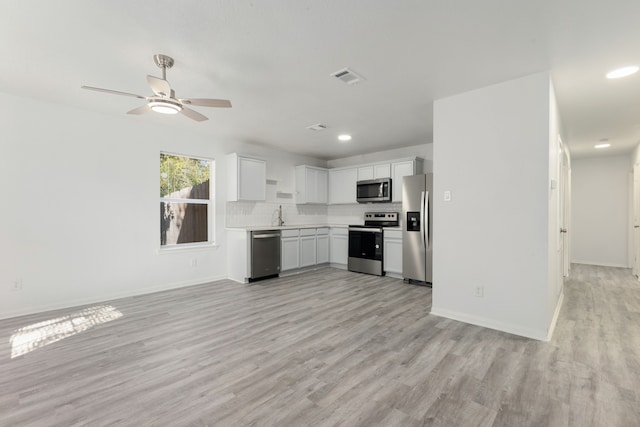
[328,203,402,226]
[226,201,402,227]
[226,201,328,227]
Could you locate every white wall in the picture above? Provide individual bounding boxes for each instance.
[432,72,561,340]
[571,155,630,267]
[0,91,324,319]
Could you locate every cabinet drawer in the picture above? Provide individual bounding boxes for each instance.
[331,227,348,236]
[281,229,299,238]
[300,228,316,236]
[385,230,402,239]
[316,227,329,235]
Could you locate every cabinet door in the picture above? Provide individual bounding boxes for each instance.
[329,168,358,204]
[358,166,374,181]
[296,166,328,204]
[317,234,329,264]
[383,238,403,274]
[392,161,415,202]
[306,168,317,202]
[299,235,317,267]
[316,169,328,204]
[239,157,266,201]
[281,238,300,271]
[374,163,391,178]
[330,231,348,265]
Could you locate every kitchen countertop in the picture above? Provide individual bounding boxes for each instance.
[226,224,403,231]
[226,224,348,231]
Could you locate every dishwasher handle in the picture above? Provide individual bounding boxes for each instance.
[253,233,281,239]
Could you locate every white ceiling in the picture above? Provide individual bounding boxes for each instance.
[2,1,640,160]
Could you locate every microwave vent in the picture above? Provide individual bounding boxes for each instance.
[330,67,365,85]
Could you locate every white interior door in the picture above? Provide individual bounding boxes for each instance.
[633,164,640,278]
[560,145,570,278]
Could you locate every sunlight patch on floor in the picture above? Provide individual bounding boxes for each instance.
[9,305,123,358]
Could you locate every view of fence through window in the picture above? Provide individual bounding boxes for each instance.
[160,153,213,246]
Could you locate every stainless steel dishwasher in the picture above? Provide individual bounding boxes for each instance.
[250,230,281,281]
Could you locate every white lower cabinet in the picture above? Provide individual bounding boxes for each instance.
[299,228,317,267]
[279,227,338,272]
[316,228,329,264]
[281,229,300,271]
[330,227,348,265]
[383,230,403,275]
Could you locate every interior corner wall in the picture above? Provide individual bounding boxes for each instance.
[432,72,552,340]
[0,91,323,320]
[571,155,630,267]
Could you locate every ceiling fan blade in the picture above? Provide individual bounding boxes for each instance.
[81,86,146,99]
[180,98,232,108]
[127,105,151,115]
[147,75,172,97]
[180,106,209,122]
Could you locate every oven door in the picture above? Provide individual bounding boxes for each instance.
[348,227,384,275]
[348,228,383,260]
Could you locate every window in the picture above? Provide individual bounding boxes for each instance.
[160,153,214,247]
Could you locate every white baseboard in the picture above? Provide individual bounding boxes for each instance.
[429,306,548,341]
[546,292,564,341]
[0,274,227,321]
[571,260,629,268]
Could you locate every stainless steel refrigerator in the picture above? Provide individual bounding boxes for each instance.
[402,174,433,284]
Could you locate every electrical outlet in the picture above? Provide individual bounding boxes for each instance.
[190,258,198,267]
[474,285,484,298]
[11,279,23,292]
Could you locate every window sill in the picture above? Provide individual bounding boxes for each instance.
[157,242,219,255]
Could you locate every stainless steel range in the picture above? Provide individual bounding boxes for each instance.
[348,212,399,276]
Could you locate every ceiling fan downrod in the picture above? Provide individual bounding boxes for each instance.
[153,54,174,80]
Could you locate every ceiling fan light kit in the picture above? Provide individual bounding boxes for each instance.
[148,99,182,114]
[81,54,231,121]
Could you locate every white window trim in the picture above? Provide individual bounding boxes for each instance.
[159,152,216,251]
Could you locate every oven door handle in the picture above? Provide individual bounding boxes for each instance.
[349,227,382,233]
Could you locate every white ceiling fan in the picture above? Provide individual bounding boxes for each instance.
[81,54,231,122]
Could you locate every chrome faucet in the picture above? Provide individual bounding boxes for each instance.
[278,205,285,226]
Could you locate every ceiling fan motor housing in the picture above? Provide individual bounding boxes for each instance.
[153,54,174,70]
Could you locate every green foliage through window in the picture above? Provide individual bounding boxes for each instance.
[160,153,210,198]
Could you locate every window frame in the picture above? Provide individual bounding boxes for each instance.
[159,151,216,251]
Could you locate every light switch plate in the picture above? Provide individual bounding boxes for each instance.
[444,190,451,202]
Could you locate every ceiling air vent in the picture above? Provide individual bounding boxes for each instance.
[330,67,365,85]
[306,123,327,131]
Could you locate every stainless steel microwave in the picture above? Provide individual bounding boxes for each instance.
[356,178,392,203]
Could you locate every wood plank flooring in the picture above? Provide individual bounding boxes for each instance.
[1,264,639,426]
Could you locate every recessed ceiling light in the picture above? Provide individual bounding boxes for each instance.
[606,66,639,79]
[338,134,352,142]
[594,143,611,149]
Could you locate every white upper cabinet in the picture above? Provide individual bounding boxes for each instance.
[227,153,266,201]
[329,167,358,204]
[357,166,374,181]
[295,165,328,204]
[374,163,391,178]
[357,163,391,181]
[392,158,423,202]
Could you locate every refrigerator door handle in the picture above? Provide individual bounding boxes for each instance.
[420,191,426,248]
[424,191,429,247]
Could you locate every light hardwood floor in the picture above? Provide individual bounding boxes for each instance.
[1,264,639,426]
